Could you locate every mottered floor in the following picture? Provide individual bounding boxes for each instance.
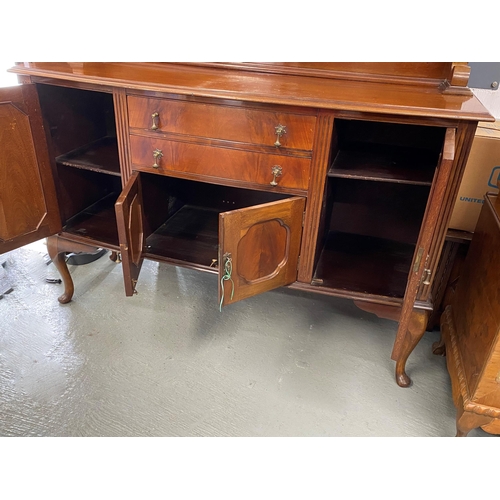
[0,240,492,437]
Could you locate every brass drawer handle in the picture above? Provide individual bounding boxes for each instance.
[270,165,282,186]
[274,124,286,147]
[152,149,163,168]
[151,112,159,131]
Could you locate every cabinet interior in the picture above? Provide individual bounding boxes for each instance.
[314,118,446,298]
[139,173,289,270]
[37,84,121,247]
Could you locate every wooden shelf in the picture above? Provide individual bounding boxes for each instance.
[63,192,120,247]
[313,231,415,298]
[145,205,219,267]
[328,146,437,186]
[56,136,121,176]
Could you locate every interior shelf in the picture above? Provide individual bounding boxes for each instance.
[313,231,414,298]
[63,192,120,247]
[145,205,220,268]
[56,136,121,176]
[328,145,437,186]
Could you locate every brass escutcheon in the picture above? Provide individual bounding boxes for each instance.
[151,112,159,130]
[274,124,286,147]
[152,149,163,168]
[270,165,282,186]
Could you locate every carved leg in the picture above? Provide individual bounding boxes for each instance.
[109,251,121,263]
[432,332,446,356]
[456,406,493,437]
[395,309,430,387]
[46,235,100,304]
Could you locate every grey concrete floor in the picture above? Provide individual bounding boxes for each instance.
[0,240,493,437]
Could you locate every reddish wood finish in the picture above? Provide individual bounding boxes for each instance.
[46,235,100,303]
[391,128,455,385]
[297,111,335,283]
[219,197,305,307]
[129,135,311,192]
[419,122,478,304]
[2,63,495,390]
[128,95,317,151]
[113,88,133,185]
[115,172,146,296]
[0,85,61,253]
[10,63,491,121]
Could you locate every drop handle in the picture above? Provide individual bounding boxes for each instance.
[270,165,282,186]
[152,149,163,168]
[151,112,159,130]
[274,124,286,147]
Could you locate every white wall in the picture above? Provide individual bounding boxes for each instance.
[472,88,500,120]
[0,61,19,88]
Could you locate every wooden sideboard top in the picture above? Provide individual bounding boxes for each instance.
[10,62,494,122]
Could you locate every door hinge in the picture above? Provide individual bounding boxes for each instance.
[302,212,306,227]
[413,247,425,273]
[297,255,300,270]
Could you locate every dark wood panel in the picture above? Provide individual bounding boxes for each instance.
[329,148,436,185]
[146,205,219,267]
[56,136,120,176]
[36,84,116,157]
[327,179,430,246]
[63,192,119,246]
[56,165,121,223]
[313,231,414,298]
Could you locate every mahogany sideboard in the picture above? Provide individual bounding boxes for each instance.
[0,62,493,387]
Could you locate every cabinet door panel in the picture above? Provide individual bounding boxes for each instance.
[218,196,305,307]
[115,172,146,296]
[392,128,456,360]
[0,85,61,253]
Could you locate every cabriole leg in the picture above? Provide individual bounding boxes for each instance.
[46,235,100,304]
[395,309,430,387]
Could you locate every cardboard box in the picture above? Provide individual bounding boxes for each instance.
[449,120,500,233]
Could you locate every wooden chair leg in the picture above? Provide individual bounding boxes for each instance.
[395,309,430,387]
[46,235,100,304]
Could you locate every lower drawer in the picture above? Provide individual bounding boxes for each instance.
[129,136,311,191]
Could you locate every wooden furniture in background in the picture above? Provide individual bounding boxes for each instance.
[0,63,493,387]
[438,189,500,436]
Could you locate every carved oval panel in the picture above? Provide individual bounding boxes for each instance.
[0,103,46,242]
[237,219,289,283]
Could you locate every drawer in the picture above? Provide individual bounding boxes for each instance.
[127,96,316,151]
[129,136,311,191]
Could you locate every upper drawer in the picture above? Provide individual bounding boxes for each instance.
[127,96,317,151]
[129,136,311,191]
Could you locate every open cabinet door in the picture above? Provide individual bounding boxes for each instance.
[0,84,61,254]
[115,172,146,296]
[218,196,305,308]
[392,128,456,366]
